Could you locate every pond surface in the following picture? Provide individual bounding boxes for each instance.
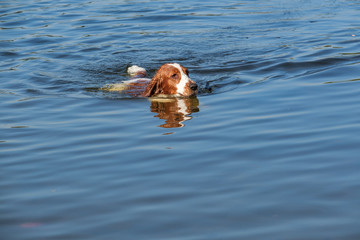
[1,0,360,239]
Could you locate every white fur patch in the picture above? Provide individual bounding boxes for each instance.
[127,65,146,77]
[177,99,192,122]
[169,63,190,96]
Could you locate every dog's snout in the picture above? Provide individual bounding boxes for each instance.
[190,82,198,91]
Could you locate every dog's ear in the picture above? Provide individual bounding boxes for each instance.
[143,70,163,97]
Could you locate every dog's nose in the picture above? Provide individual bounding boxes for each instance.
[190,82,198,91]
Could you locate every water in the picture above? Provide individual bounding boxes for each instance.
[1,0,360,239]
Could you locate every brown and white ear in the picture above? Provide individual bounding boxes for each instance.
[143,71,163,97]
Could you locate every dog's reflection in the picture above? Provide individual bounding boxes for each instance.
[150,97,199,128]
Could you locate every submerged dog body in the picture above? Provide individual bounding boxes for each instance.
[103,63,198,97]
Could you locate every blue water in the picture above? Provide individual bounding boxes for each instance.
[1,0,360,239]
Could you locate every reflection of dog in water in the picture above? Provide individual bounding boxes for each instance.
[150,97,199,128]
[102,63,198,97]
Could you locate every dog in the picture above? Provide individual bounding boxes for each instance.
[102,63,198,97]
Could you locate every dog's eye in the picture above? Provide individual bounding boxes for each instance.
[171,73,178,78]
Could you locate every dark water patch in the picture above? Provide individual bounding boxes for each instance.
[10,125,29,129]
[269,57,348,73]
[20,35,58,45]
[79,47,102,53]
[0,51,21,58]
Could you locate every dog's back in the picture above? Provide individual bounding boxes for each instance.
[101,65,150,96]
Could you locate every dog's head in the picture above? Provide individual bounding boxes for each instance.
[143,63,197,97]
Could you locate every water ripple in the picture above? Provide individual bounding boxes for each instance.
[2,1,360,240]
